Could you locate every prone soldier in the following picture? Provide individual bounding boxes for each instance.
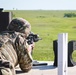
[0,18,35,75]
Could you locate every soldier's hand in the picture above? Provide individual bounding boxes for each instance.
[27,42,35,54]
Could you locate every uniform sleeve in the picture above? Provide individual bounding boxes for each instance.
[15,35,32,72]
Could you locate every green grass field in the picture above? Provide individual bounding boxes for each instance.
[5,10,76,61]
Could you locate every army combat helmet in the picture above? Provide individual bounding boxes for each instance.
[7,18,31,35]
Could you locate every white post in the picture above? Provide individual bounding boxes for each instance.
[58,33,68,75]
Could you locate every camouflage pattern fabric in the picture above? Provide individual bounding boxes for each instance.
[7,18,31,35]
[0,31,32,75]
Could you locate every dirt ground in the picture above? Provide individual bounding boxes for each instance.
[15,61,76,75]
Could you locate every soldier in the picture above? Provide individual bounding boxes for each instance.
[0,18,34,75]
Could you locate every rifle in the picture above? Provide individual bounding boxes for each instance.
[26,32,42,45]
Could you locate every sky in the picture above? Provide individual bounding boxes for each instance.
[0,0,76,10]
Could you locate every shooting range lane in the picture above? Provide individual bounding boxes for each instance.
[15,61,76,75]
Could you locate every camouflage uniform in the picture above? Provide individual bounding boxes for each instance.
[0,18,33,75]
